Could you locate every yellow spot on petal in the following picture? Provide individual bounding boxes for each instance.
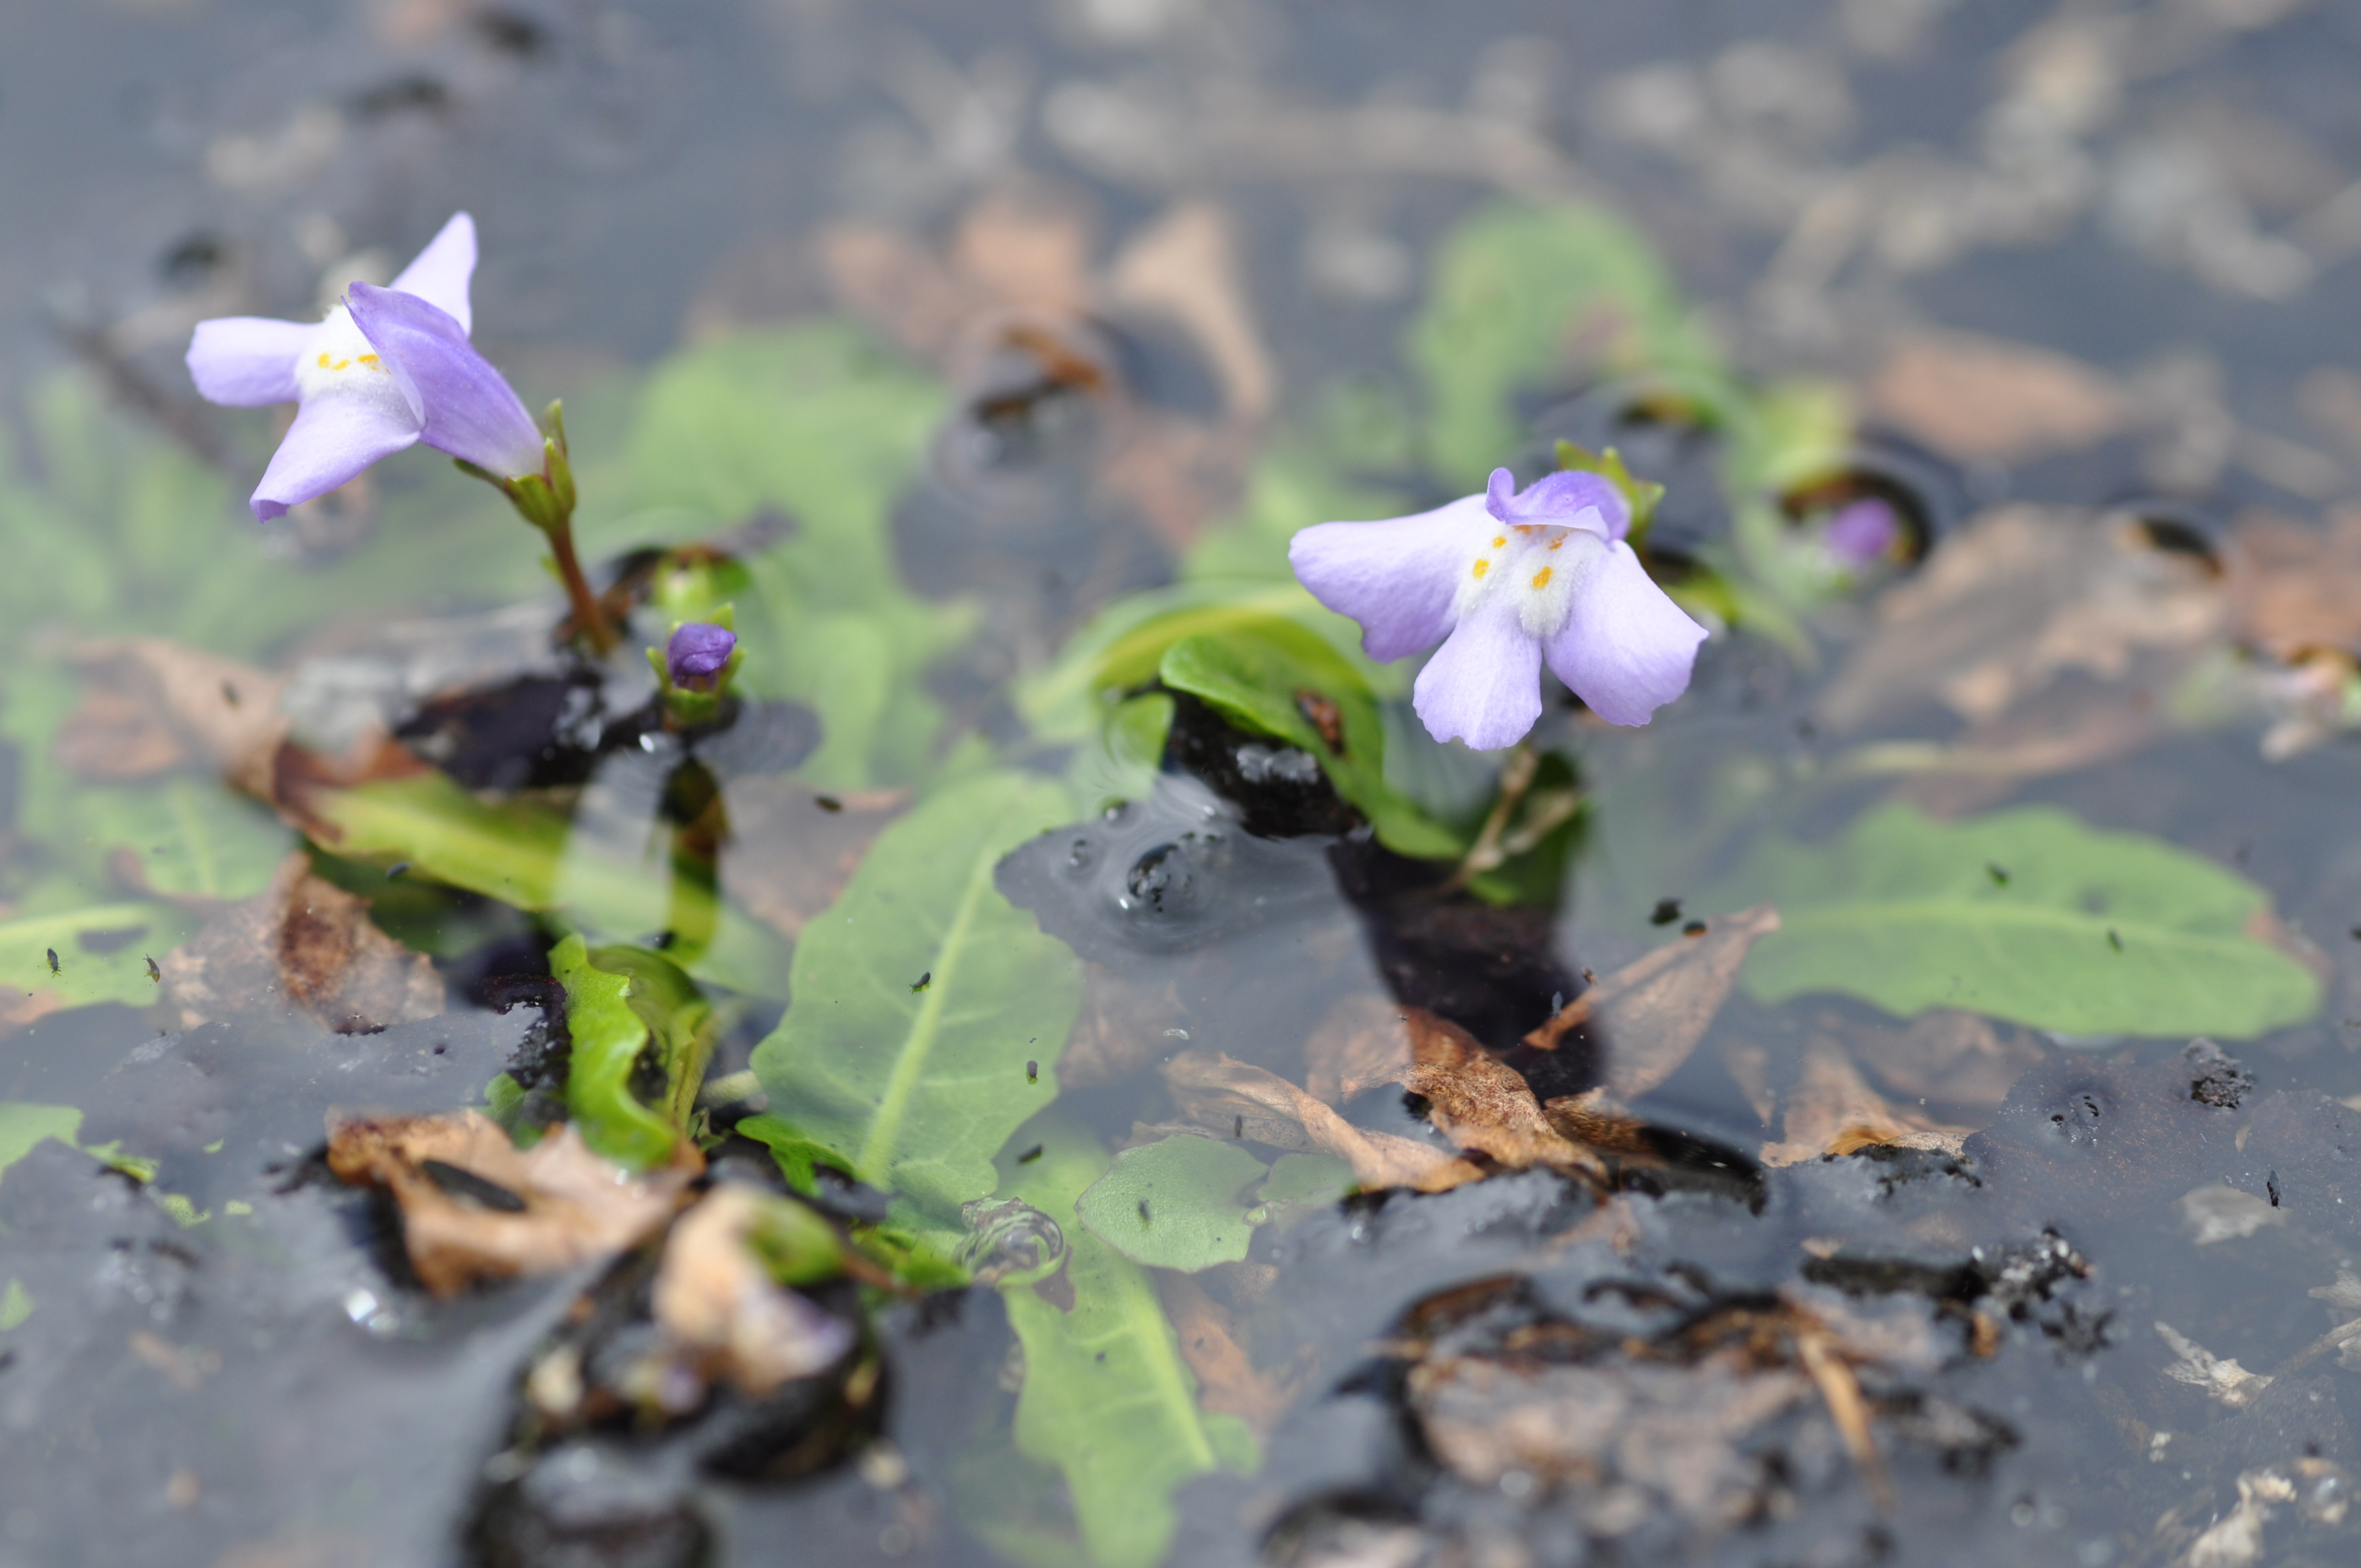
[1531,567,1553,590]
[1472,559,1490,579]
[1492,536,1506,548]
[317,352,333,368]
[357,353,380,368]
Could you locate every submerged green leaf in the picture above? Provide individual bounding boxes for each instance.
[1074,1135,1269,1272]
[1408,202,1729,488]
[995,1128,1256,1568]
[0,904,188,1009]
[1158,618,1461,858]
[306,774,790,997]
[0,1102,83,1189]
[1712,804,2322,1038]
[747,771,1081,1217]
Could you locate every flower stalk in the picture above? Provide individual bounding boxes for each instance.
[459,400,616,655]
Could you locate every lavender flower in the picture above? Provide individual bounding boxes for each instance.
[186,213,545,520]
[1823,496,1901,568]
[666,622,738,692]
[1290,467,1708,750]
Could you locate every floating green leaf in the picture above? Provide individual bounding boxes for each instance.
[1075,1136,1269,1272]
[0,905,187,1009]
[1260,1151,1357,1210]
[0,1278,31,1331]
[995,1127,1256,1568]
[306,774,790,998]
[1408,202,1729,488]
[1158,617,1462,858]
[75,780,291,901]
[1710,804,2322,1038]
[747,771,1081,1217]
[0,1102,82,1190]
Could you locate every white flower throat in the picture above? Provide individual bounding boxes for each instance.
[1456,520,1609,637]
[293,304,411,422]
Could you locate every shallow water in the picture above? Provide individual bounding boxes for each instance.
[9,3,2361,1567]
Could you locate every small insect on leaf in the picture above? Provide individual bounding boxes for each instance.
[911,971,932,992]
[1294,689,1346,754]
[1016,1144,1045,1164]
[2108,928,2124,951]
[387,861,411,880]
[145,955,161,983]
[814,794,844,813]
[1682,920,1707,937]
[1650,898,1683,927]
[1026,1059,1038,1084]
[220,680,241,708]
[44,948,58,976]
[1138,1197,1152,1223]
[1988,863,2011,886]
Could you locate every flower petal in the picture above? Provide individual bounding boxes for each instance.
[346,282,543,478]
[1542,540,1708,726]
[186,317,309,407]
[388,212,477,335]
[1412,593,1543,751]
[667,622,737,683]
[1290,494,1490,662]
[1485,466,1626,539]
[249,393,420,521]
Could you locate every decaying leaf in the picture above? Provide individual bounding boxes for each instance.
[1105,202,1274,423]
[1161,1050,1482,1194]
[58,639,291,799]
[1867,330,2129,463]
[1058,962,1188,1089]
[1159,1272,1307,1435]
[1760,1042,1970,1167]
[159,853,442,1032]
[326,1109,700,1297]
[2227,507,2361,662]
[651,1184,857,1398]
[718,781,906,944]
[1816,508,2225,734]
[2156,1320,2274,1409]
[1825,1009,2047,1114]
[1524,905,1782,1098]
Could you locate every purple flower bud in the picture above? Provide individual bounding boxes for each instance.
[1290,467,1707,749]
[667,623,738,691]
[1824,497,1901,568]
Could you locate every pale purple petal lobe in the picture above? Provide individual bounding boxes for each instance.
[186,318,309,407]
[1824,497,1900,566]
[388,212,478,335]
[1542,540,1708,726]
[248,394,421,521]
[1289,494,1490,662]
[346,282,543,478]
[1485,467,1626,538]
[1412,594,1543,750]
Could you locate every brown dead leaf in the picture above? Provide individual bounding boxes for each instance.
[159,853,441,1033]
[2227,506,2361,662]
[58,639,290,799]
[327,1109,700,1297]
[1106,202,1274,422]
[651,1185,856,1397]
[1161,1050,1482,1194]
[1303,992,1419,1106]
[1160,1271,1308,1435]
[1059,962,1187,1088]
[1873,683,2165,817]
[1524,905,1782,1098]
[1760,1042,1972,1167]
[1817,507,2226,733]
[1869,330,2129,462]
[1836,1009,2047,1113]
[718,782,907,943]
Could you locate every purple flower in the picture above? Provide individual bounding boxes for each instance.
[1823,496,1901,568]
[186,213,546,521]
[667,623,738,690]
[1290,467,1709,750]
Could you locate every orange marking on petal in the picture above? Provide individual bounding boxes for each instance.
[1531,567,1553,590]
[1548,536,1564,550]
[1471,559,1490,579]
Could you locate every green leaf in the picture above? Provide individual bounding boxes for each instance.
[305,774,791,998]
[0,905,187,1009]
[1259,1151,1357,1208]
[1158,618,1462,858]
[1710,804,2323,1038]
[1408,202,1730,488]
[1074,1136,1269,1272]
[734,1113,841,1196]
[551,935,682,1170]
[747,771,1082,1217]
[740,1193,846,1287]
[994,1126,1256,1568]
[75,779,291,900]
[596,322,974,790]
[0,1102,83,1189]
[0,1278,31,1332]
